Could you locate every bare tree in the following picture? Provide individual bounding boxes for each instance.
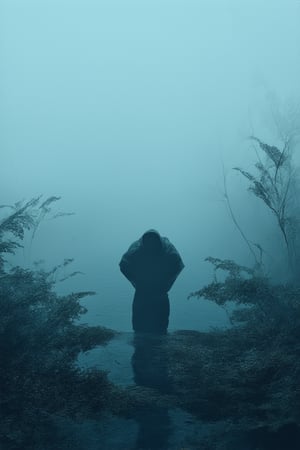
[234,133,300,279]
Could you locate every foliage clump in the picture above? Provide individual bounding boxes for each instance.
[165,263,300,446]
[165,132,300,447]
[0,198,123,449]
[234,136,300,277]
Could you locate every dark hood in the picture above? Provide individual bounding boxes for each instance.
[142,229,161,240]
[141,229,163,249]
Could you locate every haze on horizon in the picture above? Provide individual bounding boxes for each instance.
[1,0,300,331]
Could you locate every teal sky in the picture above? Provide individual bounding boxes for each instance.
[1,1,300,330]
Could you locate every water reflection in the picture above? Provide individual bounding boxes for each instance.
[131,333,172,450]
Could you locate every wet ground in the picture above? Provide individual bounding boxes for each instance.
[74,332,300,450]
[77,332,208,450]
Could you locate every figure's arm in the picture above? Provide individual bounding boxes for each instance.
[163,272,181,292]
[119,241,140,289]
[160,249,184,293]
[119,259,137,288]
[166,260,184,291]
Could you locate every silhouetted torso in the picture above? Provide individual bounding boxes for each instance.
[119,230,184,333]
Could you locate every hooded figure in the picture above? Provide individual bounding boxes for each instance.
[119,230,184,333]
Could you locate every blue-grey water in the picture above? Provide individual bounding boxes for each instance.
[76,332,224,450]
[79,282,230,333]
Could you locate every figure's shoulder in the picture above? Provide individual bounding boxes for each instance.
[125,239,142,256]
[161,237,178,255]
[161,237,184,266]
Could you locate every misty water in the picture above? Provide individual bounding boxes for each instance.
[2,0,300,448]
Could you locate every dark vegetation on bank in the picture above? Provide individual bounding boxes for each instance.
[163,133,300,448]
[0,198,133,449]
[165,277,300,448]
[1,125,300,449]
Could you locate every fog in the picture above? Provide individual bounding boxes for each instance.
[1,0,300,331]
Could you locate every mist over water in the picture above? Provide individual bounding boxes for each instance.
[1,1,300,331]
